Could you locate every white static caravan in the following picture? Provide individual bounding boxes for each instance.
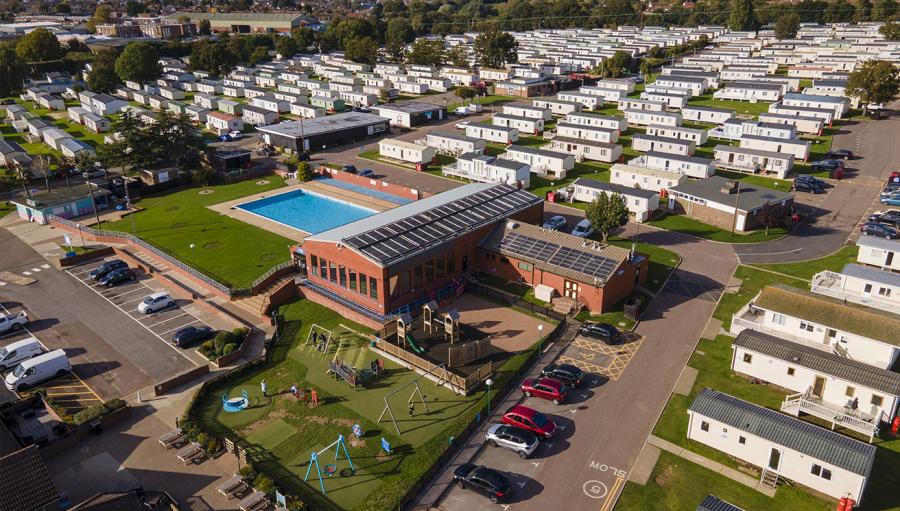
[639,91,688,109]
[273,91,307,105]
[609,163,688,194]
[41,128,72,151]
[653,75,707,95]
[425,131,486,156]
[502,145,574,179]
[555,123,618,144]
[556,91,600,110]
[242,105,279,126]
[856,236,900,273]
[206,111,244,135]
[289,104,326,119]
[758,112,824,136]
[630,151,715,179]
[251,95,292,113]
[82,113,109,133]
[644,83,693,98]
[632,134,695,156]
[646,124,708,145]
[713,82,784,102]
[687,389,876,502]
[492,114,544,135]
[194,93,219,110]
[158,86,185,100]
[339,91,378,108]
[739,135,810,161]
[243,87,269,100]
[548,137,623,164]
[570,178,659,223]
[578,86,625,102]
[502,103,552,121]
[378,139,436,165]
[782,93,850,120]
[532,97,582,116]
[443,153,530,188]
[222,85,245,98]
[465,122,519,144]
[623,109,682,127]
[396,81,429,95]
[683,106,735,125]
[195,80,223,95]
[594,79,635,94]
[564,112,628,133]
[415,76,452,92]
[714,145,794,179]
[768,102,835,126]
[617,98,665,112]
[68,106,89,124]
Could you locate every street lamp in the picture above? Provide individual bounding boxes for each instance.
[190,243,196,263]
[76,223,84,247]
[485,378,494,415]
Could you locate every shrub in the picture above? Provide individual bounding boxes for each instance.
[205,437,221,455]
[201,340,215,353]
[104,398,126,412]
[213,333,228,353]
[196,432,209,447]
[239,464,258,481]
[221,343,237,356]
[286,495,307,510]
[73,404,106,425]
[253,473,276,495]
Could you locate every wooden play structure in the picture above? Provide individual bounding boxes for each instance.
[443,309,460,343]
[328,358,384,388]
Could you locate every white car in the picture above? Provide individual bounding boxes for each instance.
[455,120,471,130]
[228,130,243,140]
[138,292,174,314]
[542,215,567,231]
[571,219,595,238]
[485,424,539,459]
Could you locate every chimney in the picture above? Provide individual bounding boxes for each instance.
[720,180,739,194]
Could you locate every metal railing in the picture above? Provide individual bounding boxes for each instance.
[811,272,900,315]
[782,392,881,441]
[251,261,295,290]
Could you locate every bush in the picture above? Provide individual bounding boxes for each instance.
[286,495,307,510]
[253,473,277,495]
[213,332,228,353]
[239,464,258,481]
[73,404,106,425]
[201,340,215,352]
[205,437,222,455]
[196,432,209,447]
[221,343,237,356]
[104,398,126,412]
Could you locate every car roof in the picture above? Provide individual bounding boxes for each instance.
[507,404,537,418]
[474,466,507,486]
[538,377,565,389]
[556,363,581,372]
[148,292,169,299]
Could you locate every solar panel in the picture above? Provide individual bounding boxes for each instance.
[547,247,618,281]
[499,232,559,262]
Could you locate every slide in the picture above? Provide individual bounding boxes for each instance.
[406,333,426,355]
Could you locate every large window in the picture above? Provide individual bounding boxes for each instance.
[329,262,337,283]
[369,277,378,299]
[349,270,357,292]
[424,260,434,283]
[339,266,347,288]
[435,256,445,279]
[359,273,368,296]
[310,255,318,277]
[319,258,327,280]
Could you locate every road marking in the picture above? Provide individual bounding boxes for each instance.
[30,268,41,273]
[582,480,608,499]
[158,320,201,336]
[144,313,189,328]
[22,271,31,276]
[600,477,625,511]
[41,264,50,269]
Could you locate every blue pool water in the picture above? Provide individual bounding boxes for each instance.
[236,189,375,234]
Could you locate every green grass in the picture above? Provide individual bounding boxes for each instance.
[618,451,833,511]
[448,94,517,111]
[647,213,790,244]
[715,169,793,192]
[0,201,15,217]
[608,237,681,295]
[686,93,772,117]
[528,160,611,200]
[102,179,293,288]
[748,245,857,282]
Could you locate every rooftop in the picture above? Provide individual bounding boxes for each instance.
[257,112,386,139]
[669,175,793,211]
[427,130,480,143]
[168,11,305,22]
[551,136,618,149]
[754,284,900,346]
[689,388,876,476]
[0,445,59,511]
[714,144,793,160]
[504,145,571,158]
[12,183,110,209]
[372,101,443,114]
[855,235,900,252]
[572,177,658,199]
[841,263,900,289]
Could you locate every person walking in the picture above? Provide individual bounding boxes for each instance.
[261,379,267,397]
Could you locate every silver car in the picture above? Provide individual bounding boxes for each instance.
[485,424,539,459]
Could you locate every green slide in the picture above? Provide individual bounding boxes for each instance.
[406,333,426,355]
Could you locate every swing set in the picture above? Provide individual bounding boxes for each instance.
[304,434,355,495]
[306,324,335,355]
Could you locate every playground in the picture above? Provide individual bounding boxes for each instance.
[192,298,493,510]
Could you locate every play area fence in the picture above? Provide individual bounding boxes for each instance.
[469,282,568,322]
[375,338,492,394]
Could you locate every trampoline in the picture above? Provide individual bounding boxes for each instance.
[222,389,250,412]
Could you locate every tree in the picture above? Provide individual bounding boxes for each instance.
[846,59,899,116]
[291,27,315,50]
[455,86,476,103]
[756,202,789,235]
[198,19,211,36]
[473,29,518,69]
[344,37,379,66]
[855,0,873,20]
[727,0,757,31]
[295,161,314,182]
[880,22,900,41]
[274,37,298,58]
[405,39,445,67]
[190,40,237,76]
[86,49,120,93]
[115,42,161,83]
[125,0,145,16]
[386,18,414,46]
[249,46,270,65]
[774,13,800,39]
[872,0,897,19]
[0,44,26,97]
[378,88,390,103]
[86,4,111,33]
[16,28,62,62]
[445,45,469,68]
[599,50,631,78]
[825,0,855,21]
[54,3,70,13]
[192,163,215,188]
[639,59,653,77]
[585,192,628,243]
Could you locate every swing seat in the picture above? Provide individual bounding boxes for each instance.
[323,464,337,477]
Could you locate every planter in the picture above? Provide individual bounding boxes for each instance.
[57,246,115,267]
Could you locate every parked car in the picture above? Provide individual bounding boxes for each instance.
[342,165,357,174]
[228,130,243,140]
[99,268,136,287]
[521,377,568,404]
[82,168,107,180]
[0,337,43,372]
[452,463,511,504]
[792,180,825,194]
[218,133,234,142]
[455,120,471,130]
[501,404,557,438]
[485,424,539,459]
[881,194,900,207]
[571,219,594,238]
[579,322,623,344]
[4,349,70,392]
[542,215,567,231]
[172,325,215,347]
[860,222,898,239]
[541,363,584,388]
[138,292,175,314]
[0,312,28,335]
[868,211,900,226]
[359,169,375,177]
[89,259,128,281]
[811,159,843,173]
[794,175,826,188]
[825,149,853,160]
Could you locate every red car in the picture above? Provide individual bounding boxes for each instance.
[521,377,568,404]
[501,405,557,438]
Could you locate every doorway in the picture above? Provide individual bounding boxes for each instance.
[564,280,579,300]
[461,256,468,273]
[811,375,826,398]
[768,448,781,471]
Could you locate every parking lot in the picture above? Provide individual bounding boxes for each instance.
[557,332,644,382]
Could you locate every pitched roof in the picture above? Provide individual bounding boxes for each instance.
[572,177,659,199]
[0,445,59,510]
[689,388,876,475]
[841,263,900,288]
[754,284,900,345]
[733,329,900,395]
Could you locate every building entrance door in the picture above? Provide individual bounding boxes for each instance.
[811,375,826,398]
[564,280,579,300]
[768,448,781,471]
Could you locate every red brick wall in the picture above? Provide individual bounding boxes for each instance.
[299,285,386,331]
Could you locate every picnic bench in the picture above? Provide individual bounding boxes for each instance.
[158,429,184,449]
[217,475,247,498]
[239,490,268,511]
[176,442,204,464]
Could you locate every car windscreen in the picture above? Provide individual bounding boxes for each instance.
[0,348,7,359]
[531,412,548,427]
[12,364,26,377]
[143,297,154,304]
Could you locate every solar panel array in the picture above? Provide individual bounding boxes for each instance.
[343,184,541,265]
[499,232,619,282]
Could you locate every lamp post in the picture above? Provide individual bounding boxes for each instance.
[486,378,494,415]
[76,223,84,247]
[538,323,545,352]
[190,243,196,263]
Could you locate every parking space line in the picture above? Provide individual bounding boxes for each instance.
[120,296,150,307]
[67,267,96,277]
[144,313,189,328]
[158,321,201,336]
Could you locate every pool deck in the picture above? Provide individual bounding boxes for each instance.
[208,181,397,242]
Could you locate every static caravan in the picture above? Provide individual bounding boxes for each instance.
[41,128,72,151]
[206,111,245,135]
[184,105,209,123]
[856,236,900,273]
[555,122,618,144]
[548,137,622,164]
[532,97,582,116]
[273,91,307,105]
[68,106,89,124]
[395,81,429,94]
[479,68,513,81]
[289,104,326,119]
[610,163,687,193]
[556,91,600,110]
[251,95,292,113]
[244,86,269,100]
[492,113,543,135]
[632,134,695,156]
[242,105,279,126]
[643,84,693,98]
[464,122,519,144]
[623,109,682,127]
[158,86,185,100]
[564,112,628,132]
[311,96,346,113]
[683,105,735,125]
[594,79,635,94]
[82,113,110,133]
[714,145,794,179]
[35,93,64,111]
[503,103,553,121]
[618,98,665,112]
[277,83,309,96]
[218,99,242,116]
[578,86,625,102]
[147,95,167,111]
[640,91,688,109]
[194,93,219,110]
[758,112,824,135]
[415,76,451,92]
[713,82,783,102]
[570,178,659,222]
[379,139,436,165]
[59,138,94,159]
[222,85,245,98]
[503,145,574,179]
[739,135,810,161]
[653,75,707,95]
[782,92,850,120]
[630,151,715,179]
[646,125,708,145]
[339,90,378,107]
[425,131,486,156]
[195,80,223,95]
[768,102,834,125]
[443,153,530,188]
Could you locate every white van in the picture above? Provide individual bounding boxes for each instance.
[0,337,43,371]
[5,349,71,392]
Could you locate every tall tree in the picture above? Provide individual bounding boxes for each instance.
[274,36,298,58]
[855,0,873,20]
[872,0,897,18]
[86,49,120,93]
[880,21,900,41]
[846,59,899,116]
[727,0,757,31]
[249,46,270,65]
[344,37,379,66]
[824,0,855,21]
[585,192,628,243]
[0,44,26,97]
[405,39,445,67]
[125,0,145,16]
[774,13,800,39]
[598,50,631,78]
[198,19,211,36]
[473,29,518,69]
[86,4,111,33]
[115,42,161,83]
[189,40,237,76]
[386,18,414,47]
[445,45,469,68]
[291,27,315,50]
[15,28,63,62]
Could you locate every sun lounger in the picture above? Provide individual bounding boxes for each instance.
[158,428,183,448]
[217,475,247,498]
[239,490,268,511]
[176,442,204,464]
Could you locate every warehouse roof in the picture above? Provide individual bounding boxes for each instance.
[257,112,386,139]
[689,388,876,475]
[669,175,793,211]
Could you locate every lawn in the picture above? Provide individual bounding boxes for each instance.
[102,179,294,288]
[448,94,518,111]
[528,160,611,200]
[686,94,773,117]
[608,236,682,295]
[628,250,900,511]
[647,212,790,244]
[0,201,15,217]
[193,298,535,511]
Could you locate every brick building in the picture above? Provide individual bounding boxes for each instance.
[667,176,794,233]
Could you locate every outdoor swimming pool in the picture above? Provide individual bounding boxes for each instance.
[236,189,375,234]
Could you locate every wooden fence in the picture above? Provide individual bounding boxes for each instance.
[375,340,491,394]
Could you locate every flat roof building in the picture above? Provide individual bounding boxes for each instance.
[257,112,390,152]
